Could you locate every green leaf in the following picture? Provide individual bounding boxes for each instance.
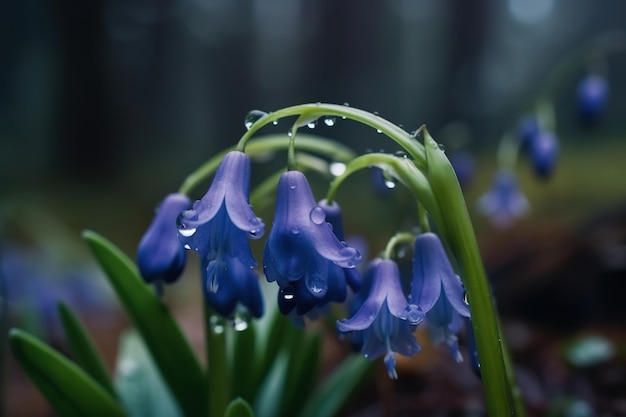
[114,330,182,417]
[57,302,117,398]
[82,230,206,417]
[230,325,257,402]
[253,351,289,417]
[9,328,127,417]
[281,330,321,417]
[225,398,255,417]
[298,355,373,417]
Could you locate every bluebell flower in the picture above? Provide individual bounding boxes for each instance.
[411,232,470,362]
[477,169,529,228]
[201,255,263,318]
[516,114,540,149]
[137,193,192,285]
[178,151,265,317]
[318,198,361,292]
[263,170,361,318]
[337,259,423,379]
[577,74,609,124]
[528,130,559,179]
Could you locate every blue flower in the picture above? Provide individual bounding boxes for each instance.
[337,259,423,379]
[137,193,192,285]
[528,130,559,179]
[410,232,470,362]
[318,198,361,292]
[477,169,529,228]
[178,151,265,317]
[577,74,609,124]
[516,114,540,149]
[263,170,361,317]
[201,255,263,318]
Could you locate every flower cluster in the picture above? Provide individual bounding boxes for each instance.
[137,151,361,323]
[338,232,470,378]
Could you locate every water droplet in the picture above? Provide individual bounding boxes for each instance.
[229,313,249,332]
[209,315,225,334]
[309,206,326,225]
[287,131,293,137]
[183,244,191,250]
[307,275,327,296]
[179,227,197,237]
[329,161,346,176]
[289,182,297,190]
[394,150,408,159]
[323,117,336,127]
[244,110,268,130]
[342,102,350,107]
[249,229,260,238]
[373,111,380,116]
[403,304,424,325]
[307,120,317,129]
[463,291,470,305]
[384,178,397,189]
[376,129,383,134]
[438,143,446,152]
[280,285,295,301]
[291,226,301,235]
[272,120,279,126]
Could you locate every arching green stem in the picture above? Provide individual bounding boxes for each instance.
[236,103,427,170]
[382,232,416,260]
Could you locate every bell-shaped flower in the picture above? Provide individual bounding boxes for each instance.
[201,255,263,318]
[516,114,540,149]
[263,170,361,317]
[577,74,609,124]
[178,151,265,316]
[318,198,361,292]
[410,232,470,362]
[137,193,192,286]
[337,259,423,379]
[529,130,559,179]
[477,169,529,228]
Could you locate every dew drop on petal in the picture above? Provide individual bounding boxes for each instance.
[280,285,295,301]
[291,226,301,235]
[403,304,424,325]
[179,227,197,237]
[183,244,191,250]
[463,291,470,305]
[309,206,326,225]
[307,275,328,296]
[329,162,346,176]
[289,182,297,190]
[244,109,268,130]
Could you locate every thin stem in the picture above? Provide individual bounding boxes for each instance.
[417,204,430,233]
[382,232,415,260]
[204,304,229,417]
[235,103,427,170]
[178,134,357,196]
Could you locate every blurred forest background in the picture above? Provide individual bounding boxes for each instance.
[2,0,626,416]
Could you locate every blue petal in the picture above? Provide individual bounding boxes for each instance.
[411,233,446,312]
[137,193,191,284]
[529,130,559,179]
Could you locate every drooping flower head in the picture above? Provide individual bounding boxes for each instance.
[577,74,609,124]
[477,169,529,228]
[178,151,265,317]
[318,198,361,292]
[137,193,192,286]
[337,259,423,379]
[528,130,559,179]
[263,170,361,318]
[411,232,470,362]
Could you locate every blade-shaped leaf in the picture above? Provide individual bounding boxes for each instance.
[58,302,117,398]
[281,330,321,417]
[230,325,257,403]
[114,330,182,417]
[253,352,289,417]
[298,355,373,417]
[9,328,127,417]
[82,230,206,417]
[225,398,255,417]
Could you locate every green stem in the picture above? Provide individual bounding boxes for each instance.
[423,129,522,416]
[235,103,427,170]
[382,232,416,259]
[178,134,357,196]
[204,305,229,417]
